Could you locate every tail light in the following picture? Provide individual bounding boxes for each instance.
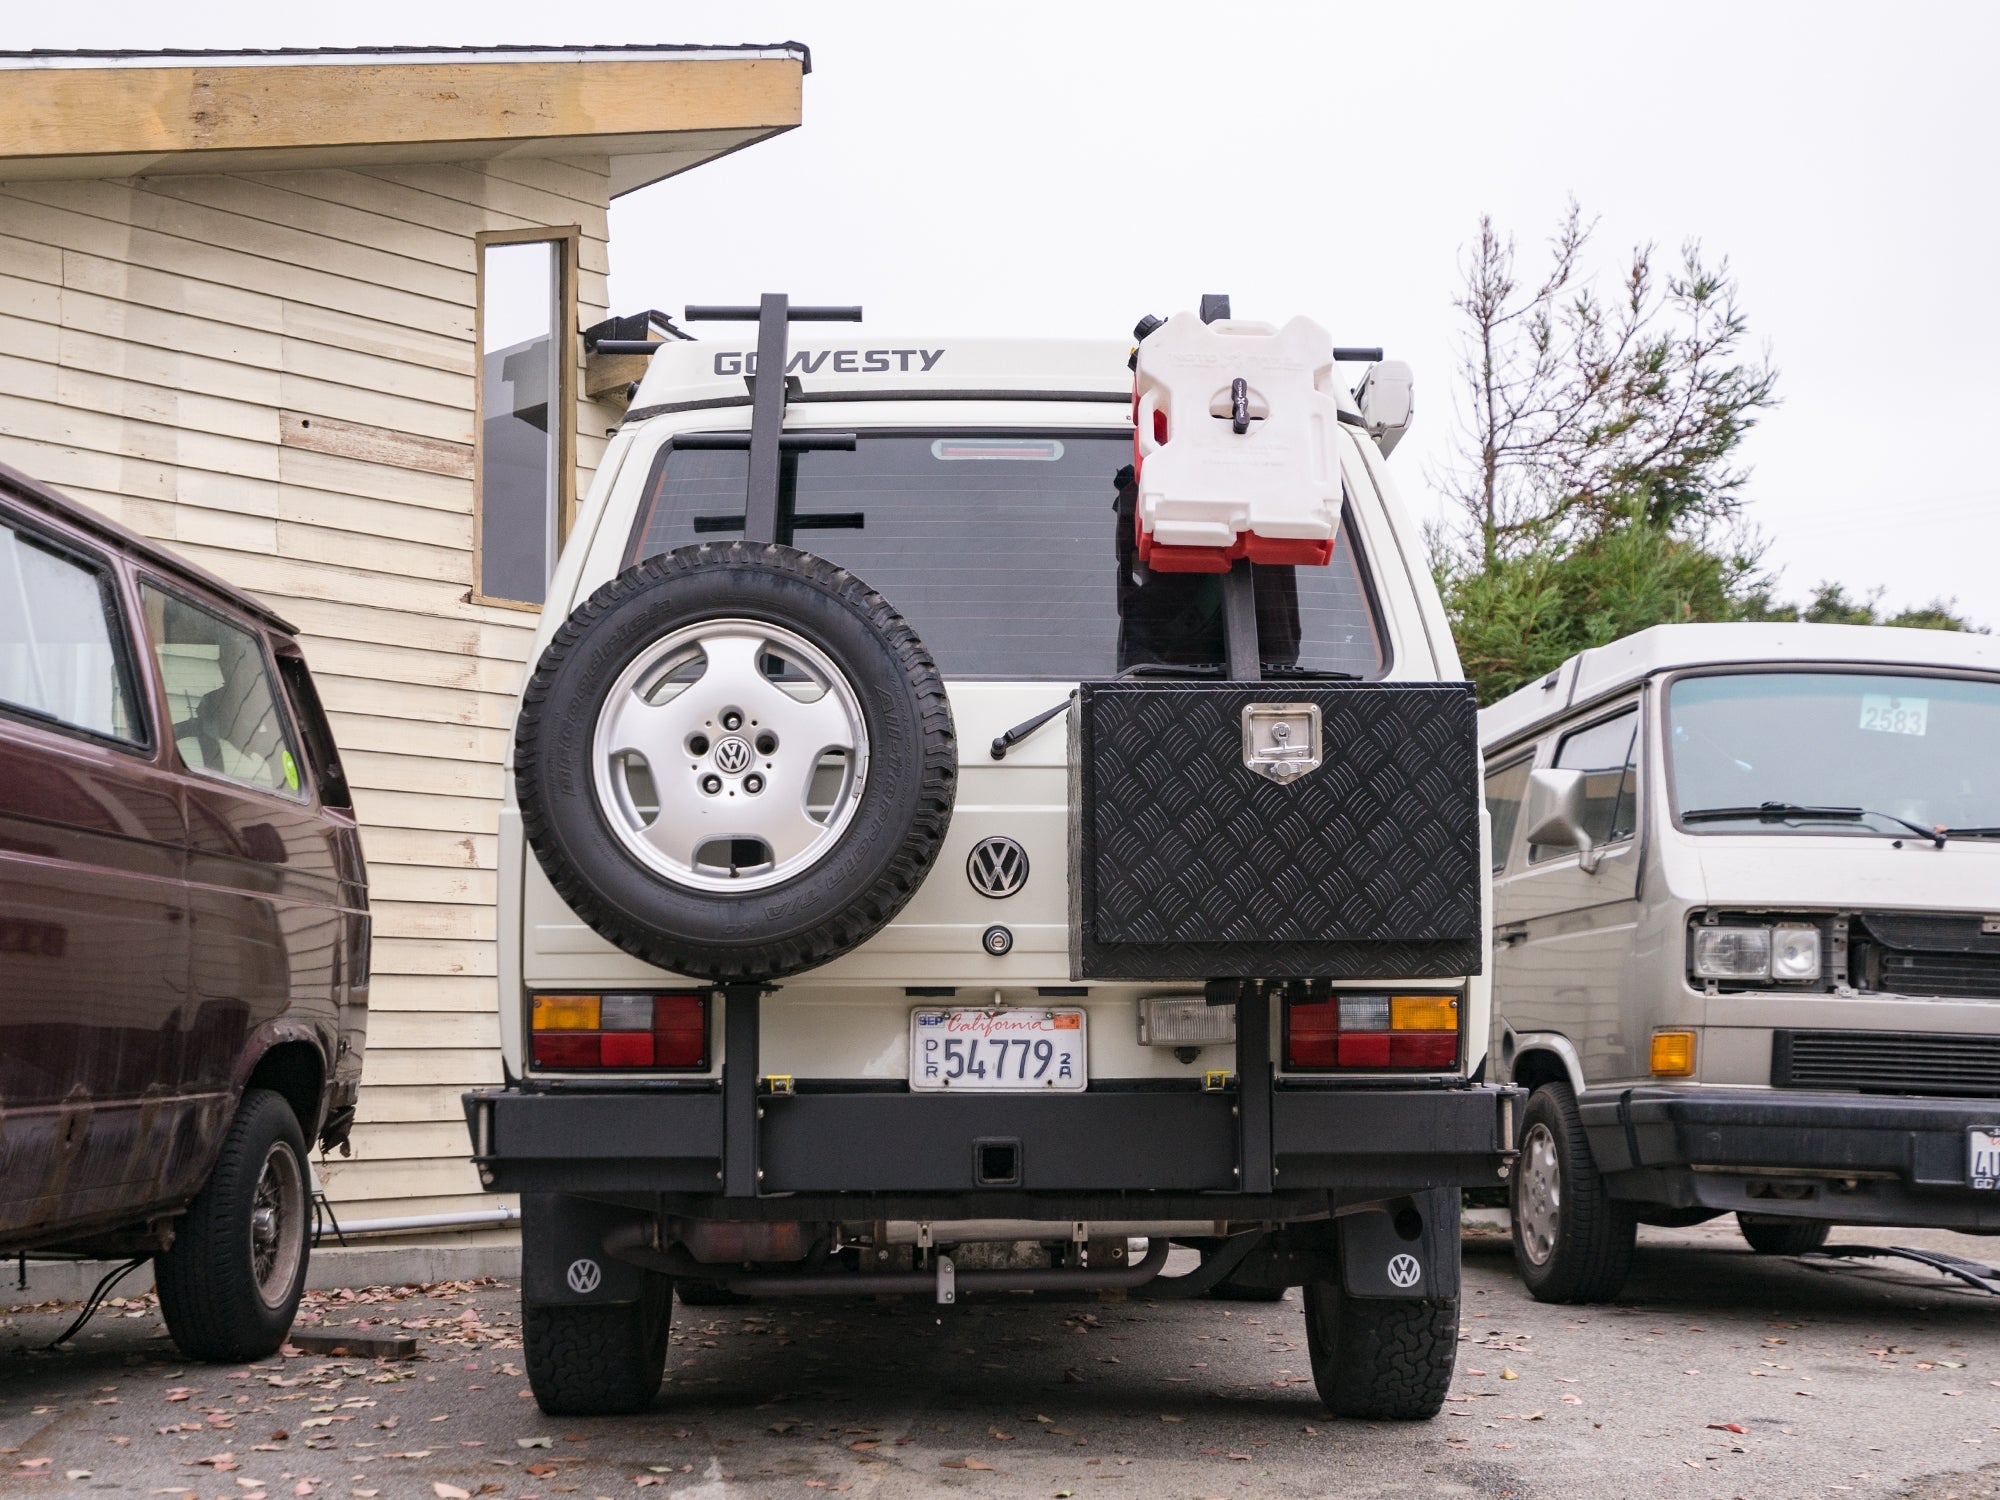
[531,993,709,1071]
[1285,992,1459,1071]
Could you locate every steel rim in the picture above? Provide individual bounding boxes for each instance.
[1517,1121,1562,1267]
[590,619,870,894]
[250,1141,305,1309]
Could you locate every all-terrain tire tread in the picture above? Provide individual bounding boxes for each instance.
[155,1088,310,1363]
[1513,1081,1637,1304]
[523,1287,671,1416]
[515,542,956,981]
[1306,1286,1459,1421]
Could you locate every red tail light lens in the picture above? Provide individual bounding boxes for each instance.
[530,992,710,1071]
[1284,993,1459,1072]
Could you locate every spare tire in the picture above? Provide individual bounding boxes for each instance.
[516,542,956,981]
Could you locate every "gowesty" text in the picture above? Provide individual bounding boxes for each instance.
[714,348,945,376]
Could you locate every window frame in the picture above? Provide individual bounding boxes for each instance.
[0,501,152,755]
[622,424,1393,683]
[1481,751,1535,874]
[1527,699,1642,865]
[137,574,314,805]
[471,225,582,612]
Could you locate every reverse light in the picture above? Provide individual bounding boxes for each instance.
[530,992,709,1070]
[1285,993,1460,1071]
[1650,1030,1697,1076]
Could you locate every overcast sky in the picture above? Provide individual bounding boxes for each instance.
[23,2,2000,625]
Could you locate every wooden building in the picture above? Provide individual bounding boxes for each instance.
[0,45,806,1225]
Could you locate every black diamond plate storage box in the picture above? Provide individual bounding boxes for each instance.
[1069,682,1483,980]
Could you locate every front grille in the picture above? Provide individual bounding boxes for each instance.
[1773,1029,2000,1098]
[1869,949,2000,1001]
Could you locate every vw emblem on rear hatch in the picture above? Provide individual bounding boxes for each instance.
[967,837,1029,898]
[712,736,754,775]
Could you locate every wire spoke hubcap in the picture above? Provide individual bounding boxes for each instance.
[1517,1122,1562,1266]
[249,1142,305,1309]
[592,619,870,893]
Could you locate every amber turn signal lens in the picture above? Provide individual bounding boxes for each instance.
[1390,995,1459,1032]
[533,994,600,1031]
[1650,1029,1697,1076]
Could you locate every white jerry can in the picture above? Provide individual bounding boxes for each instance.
[1132,312,1344,573]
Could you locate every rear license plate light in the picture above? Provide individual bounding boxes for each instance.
[529,992,710,1072]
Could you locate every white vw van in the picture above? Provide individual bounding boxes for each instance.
[1482,622,2000,1302]
[463,299,1517,1419]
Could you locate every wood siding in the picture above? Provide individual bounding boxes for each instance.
[0,157,621,1222]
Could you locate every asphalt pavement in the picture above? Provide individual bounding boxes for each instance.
[1,1219,1996,1500]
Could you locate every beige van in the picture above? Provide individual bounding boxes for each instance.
[1481,622,2000,1302]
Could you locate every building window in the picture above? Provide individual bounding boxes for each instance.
[476,232,576,607]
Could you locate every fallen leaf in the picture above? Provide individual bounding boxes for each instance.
[434,1484,471,1499]
[67,1472,93,1482]
[1499,1368,1518,1381]
[517,1437,555,1449]
[1707,1423,1747,1435]
[1160,1414,1184,1423]
[964,1459,995,1471]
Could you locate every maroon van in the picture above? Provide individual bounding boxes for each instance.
[0,463,368,1360]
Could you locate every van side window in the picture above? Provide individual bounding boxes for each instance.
[1530,706,1639,862]
[0,516,143,744]
[1482,756,1532,872]
[142,585,307,800]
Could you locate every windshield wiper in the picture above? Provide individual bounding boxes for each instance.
[1117,661,1225,679]
[990,700,1071,761]
[1681,802,1947,849]
[1113,661,1360,681]
[1941,826,2000,839]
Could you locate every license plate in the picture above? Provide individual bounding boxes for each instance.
[1973,1128,2000,1191]
[910,1007,1086,1092]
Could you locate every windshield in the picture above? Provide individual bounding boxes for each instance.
[1667,670,2000,834]
[626,432,1384,680]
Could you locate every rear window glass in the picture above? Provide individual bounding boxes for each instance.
[627,432,1385,680]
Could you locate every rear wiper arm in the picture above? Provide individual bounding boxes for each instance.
[1681,802,1946,849]
[1941,826,2000,838]
[990,699,1071,761]
[1261,664,1361,681]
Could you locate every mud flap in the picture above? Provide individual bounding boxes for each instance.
[1339,1187,1461,1299]
[521,1193,652,1306]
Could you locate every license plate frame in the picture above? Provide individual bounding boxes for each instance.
[1972,1127,2000,1191]
[909,1007,1087,1092]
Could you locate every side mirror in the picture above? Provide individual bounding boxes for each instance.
[1523,767,1601,873]
[1355,360,1414,457]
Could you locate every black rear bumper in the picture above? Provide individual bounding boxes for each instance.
[464,1081,1518,1215]
[1580,1086,2000,1230]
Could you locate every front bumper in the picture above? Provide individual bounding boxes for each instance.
[1580,1086,2000,1230]
[464,1080,1519,1214]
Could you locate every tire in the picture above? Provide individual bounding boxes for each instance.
[1510,1082,1637,1303]
[155,1088,311,1363]
[524,1274,674,1416]
[1303,1280,1459,1420]
[516,542,956,982]
[1737,1214,1831,1255]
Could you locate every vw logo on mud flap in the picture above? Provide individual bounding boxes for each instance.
[1386,1253,1422,1290]
[967,836,1029,898]
[566,1257,603,1295]
[712,736,754,775]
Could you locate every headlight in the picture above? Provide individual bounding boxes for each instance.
[1692,927,1771,980]
[1770,924,1823,981]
